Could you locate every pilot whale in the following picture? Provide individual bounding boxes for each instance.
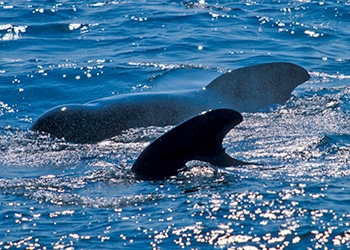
[132,108,249,180]
[32,62,310,143]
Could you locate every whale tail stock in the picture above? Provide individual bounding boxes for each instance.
[206,62,310,112]
[131,109,251,180]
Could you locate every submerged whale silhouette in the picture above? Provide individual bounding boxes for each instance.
[132,108,249,180]
[32,62,310,143]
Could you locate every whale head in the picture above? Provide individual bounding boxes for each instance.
[31,105,109,143]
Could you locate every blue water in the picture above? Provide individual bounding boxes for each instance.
[1,0,350,249]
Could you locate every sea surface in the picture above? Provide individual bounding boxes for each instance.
[1,0,350,249]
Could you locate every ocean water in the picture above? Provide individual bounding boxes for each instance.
[1,0,350,249]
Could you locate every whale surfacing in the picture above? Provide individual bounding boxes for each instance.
[31,62,310,143]
[132,109,249,180]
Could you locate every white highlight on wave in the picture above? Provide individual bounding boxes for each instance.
[0,24,27,41]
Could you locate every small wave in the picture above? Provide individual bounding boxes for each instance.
[26,22,100,37]
[181,1,241,12]
[310,71,350,80]
[127,61,228,72]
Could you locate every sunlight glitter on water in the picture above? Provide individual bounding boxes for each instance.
[0,24,27,41]
[0,0,350,248]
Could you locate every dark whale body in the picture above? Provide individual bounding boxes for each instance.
[132,108,249,180]
[32,62,310,143]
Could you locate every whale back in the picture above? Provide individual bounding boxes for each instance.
[206,62,310,112]
[31,62,310,144]
[131,109,249,180]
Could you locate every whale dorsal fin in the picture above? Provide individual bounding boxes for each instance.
[132,109,249,180]
[206,62,310,111]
